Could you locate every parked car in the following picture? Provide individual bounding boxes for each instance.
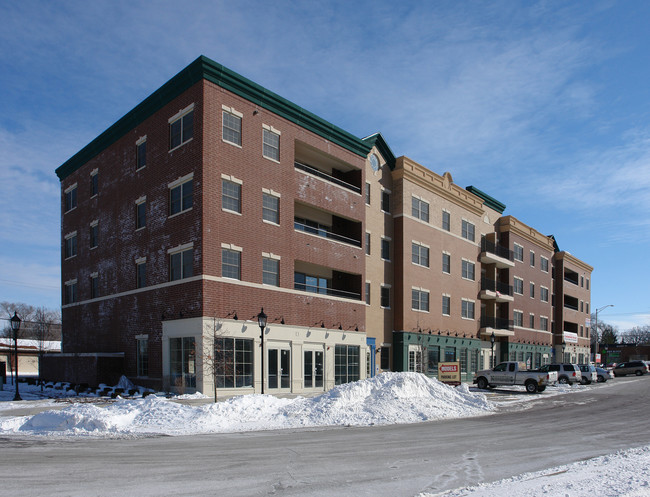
[538,364,582,385]
[595,367,613,382]
[473,361,558,393]
[578,364,598,385]
[612,361,649,377]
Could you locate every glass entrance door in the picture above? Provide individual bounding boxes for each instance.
[304,350,324,390]
[268,348,290,390]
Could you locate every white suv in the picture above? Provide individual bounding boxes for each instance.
[578,364,598,384]
[538,364,582,385]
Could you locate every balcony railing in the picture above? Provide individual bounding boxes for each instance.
[481,238,514,261]
[294,161,361,194]
[481,278,513,296]
[294,220,361,247]
[294,282,361,300]
[480,316,513,330]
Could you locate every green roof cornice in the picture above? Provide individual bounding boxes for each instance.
[465,185,506,214]
[362,132,396,170]
[56,55,372,180]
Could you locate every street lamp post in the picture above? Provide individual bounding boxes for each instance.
[594,304,614,365]
[257,308,267,395]
[561,341,566,363]
[490,332,496,368]
[10,312,22,401]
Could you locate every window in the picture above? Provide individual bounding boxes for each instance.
[90,274,99,299]
[262,192,279,224]
[514,243,524,262]
[412,289,430,312]
[64,184,77,212]
[412,196,429,222]
[513,310,523,327]
[442,295,451,316]
[262,127,280,161]
[169,107,194,149]
[530,251,535,267]
[136,260,146,289]
[529,314,535,329]
[412,242,429,267]
[380,347,390,370]
[170,247,193,281]
[427,346,440,373]
[90,171,98,197]
[365,232,371,255]
[461,259,475,280]
[580,301,584,312]
[461,299,475,319]
[586,278,590,290]
[136,338,149,377]
[586,302,589,314]
[380,286,390,308]
[381,191,390,213]
[262,256,279,286]
[222,179,242,213]
[442,210,450,231]
[136,199,146,230]
[222,108,242,146]
[365,282,370,305]
[540,316,548,331]
[335,345,360,385]
[64,280,77,305]
[169,336,196,389]
[381,238,390,261]
[64,232,77,259]
[540,256,549,272]
[540,286,549,302]
[170,177,193,215]
[445,347,456,362]
[136,139,146,170]
[530,282,535,298]
[222,248,241,280]
[514,277,524,295]
[442,253,451,274]
[294,272,329,294]
[214,338,254,388]
[581,275,584,287]
[461,220,475,242]
[89,222,98,249]
[365,183,371,205]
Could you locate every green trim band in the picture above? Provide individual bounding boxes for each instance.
[465,185,506,214]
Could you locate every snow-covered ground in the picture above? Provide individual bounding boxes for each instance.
[1,373,648,496]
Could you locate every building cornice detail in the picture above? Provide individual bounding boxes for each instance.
[393,157,485,216]
[554,251,594,273]
[497,215,555,251]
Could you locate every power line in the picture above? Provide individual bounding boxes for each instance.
[0,279,59,290]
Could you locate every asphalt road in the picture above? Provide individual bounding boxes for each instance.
[1,376,648,497]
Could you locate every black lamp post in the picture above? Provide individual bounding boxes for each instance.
[561,341,566,363]
[257,308,267,395]
[10,312,22,401]
[490,332,496,368]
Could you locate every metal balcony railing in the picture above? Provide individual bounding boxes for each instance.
[294,161,361,194]
[480,316,513,330]
[481,278,513,296]
[480,238,514,261]
[294,220,361,247]
[294,282,361,300]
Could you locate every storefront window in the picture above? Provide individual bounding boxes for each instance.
[170,337,196,389]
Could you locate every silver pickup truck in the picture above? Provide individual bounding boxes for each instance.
[473,361,558,393]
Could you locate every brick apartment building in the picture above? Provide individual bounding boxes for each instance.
[52,55,593,394]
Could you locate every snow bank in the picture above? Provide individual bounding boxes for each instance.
[0,373,494,438]
[422,445,650,497]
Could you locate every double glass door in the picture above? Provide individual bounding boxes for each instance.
[304,350,324,390]
[268,348,290,390]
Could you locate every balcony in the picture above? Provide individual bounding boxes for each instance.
[294,262,362,301]
[480,278,514,302]
[480,239,514,268]
[480,316,515,337]
[295,161,361,194]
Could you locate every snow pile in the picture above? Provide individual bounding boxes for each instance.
[0,373,494,437]
[423,445,650,497]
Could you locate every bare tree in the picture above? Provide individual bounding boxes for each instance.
[32,307,61,390]
[201,317,231,402]
[620,325,650,346]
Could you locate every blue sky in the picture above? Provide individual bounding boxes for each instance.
[1,1,648,331]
